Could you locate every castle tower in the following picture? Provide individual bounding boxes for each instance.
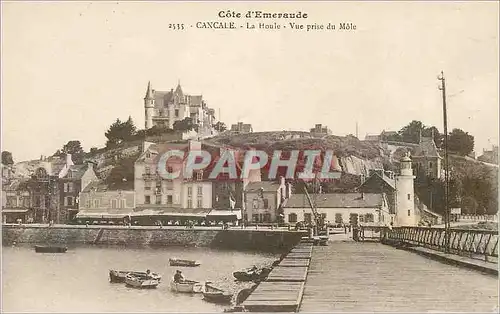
[144,81,154,129]
[395,153,418,226]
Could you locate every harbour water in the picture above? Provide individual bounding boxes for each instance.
[2,245,278,313]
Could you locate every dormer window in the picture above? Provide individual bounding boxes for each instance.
[196,171,203,181]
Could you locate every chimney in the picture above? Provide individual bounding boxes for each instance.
[66,153,74,166]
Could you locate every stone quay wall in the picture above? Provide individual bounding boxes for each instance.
[2,225,305,252]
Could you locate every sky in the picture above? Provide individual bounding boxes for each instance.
[1,1,498,162]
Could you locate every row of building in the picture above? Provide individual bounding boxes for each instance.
[2,138,440,227]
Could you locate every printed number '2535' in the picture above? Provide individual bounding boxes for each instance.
[169,24,185,30]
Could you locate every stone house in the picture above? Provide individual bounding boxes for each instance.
[2,179,31,223]
[76,180,135,223]
[230,122,253,134]
[244,178,290,224]
[58,159,98,223]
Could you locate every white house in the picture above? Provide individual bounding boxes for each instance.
[284,192,392,226]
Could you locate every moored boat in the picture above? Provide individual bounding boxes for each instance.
[125,274,160,289]
[169,258,201,267]
[203,283,233,304]
[109,270,161,283]
[233,266,271,282]
[170,280,204,293]
[34,245,67,253]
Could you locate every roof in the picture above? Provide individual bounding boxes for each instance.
[2,178,30,191]
[132,208,210,217]
[359,172,395,191]
[82,180,134,193]
[245,181,282,192]
[412,137,441,158]
[152,83,203,109]
[61,164,88,180]
[76,209,133,219]
[286,193,383,208]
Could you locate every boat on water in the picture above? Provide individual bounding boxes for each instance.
[170,280,205,293]
[34,245,67,253]
[203,283,233,304]
[169,258,201,267]
[233,266,271,282]
[125,274,160,289]
[109,270,161,283]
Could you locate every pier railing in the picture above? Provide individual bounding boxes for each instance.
[357,226,499,262]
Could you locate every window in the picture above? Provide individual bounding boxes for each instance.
[288,213,297,223]
[187,199,193,208]
[429,161,433,168]
[263,199,269,209]
[187,187,192,197]
[120,199,126,208]
[145,196,151,204]
[156,196,162,205]
[321,213,327,221]
[335,213,343,224]
[365,213,374,223]
[145,182,151,191]
[67,171,72,179]
[85,199,90,208]
[146,152,151,159]
[167,195,173,204]
[359,215,364,222]
[304,213,312,223]
[197,198,203,208]
[263,213,271,222]
[407,194,411,200]
[196,171,203,181]
[175,109,179,117]
[93,199,100,208]
[252,214,259,222]
[197,186,203,195]
[65,197,74,206]
[408,209,411,216]
[111,199,118,208]
[6,197,16,207]
[252,199,258,209]
[23,197,30,207]
[167,166,174,173]
[145,167,151,174]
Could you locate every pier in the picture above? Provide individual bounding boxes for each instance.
[241,230,498,312]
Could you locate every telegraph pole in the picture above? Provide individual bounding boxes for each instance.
[438,71,450,253]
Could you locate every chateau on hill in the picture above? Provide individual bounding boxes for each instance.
[144,81,216,137]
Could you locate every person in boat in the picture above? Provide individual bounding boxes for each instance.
[174,270,185,283]
[145,269,154,279]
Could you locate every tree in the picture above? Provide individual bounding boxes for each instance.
[397,120,443,145]
[447,128,474,156]
[213,121,227,132]
[173,117,195,132]
[422,126,443,148]
[54,140,85,164]
[1,151,14,165]
[105,116,137,147]
[399,120,424,143]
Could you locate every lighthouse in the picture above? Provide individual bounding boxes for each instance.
[395,152,418,226]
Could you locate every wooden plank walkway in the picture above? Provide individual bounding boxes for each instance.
[299,242,499,312]
[266,266,309,282]
[243,282,305,312]
[242,240,312,312]
[279,258,310,267]
[285,251,312,259]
